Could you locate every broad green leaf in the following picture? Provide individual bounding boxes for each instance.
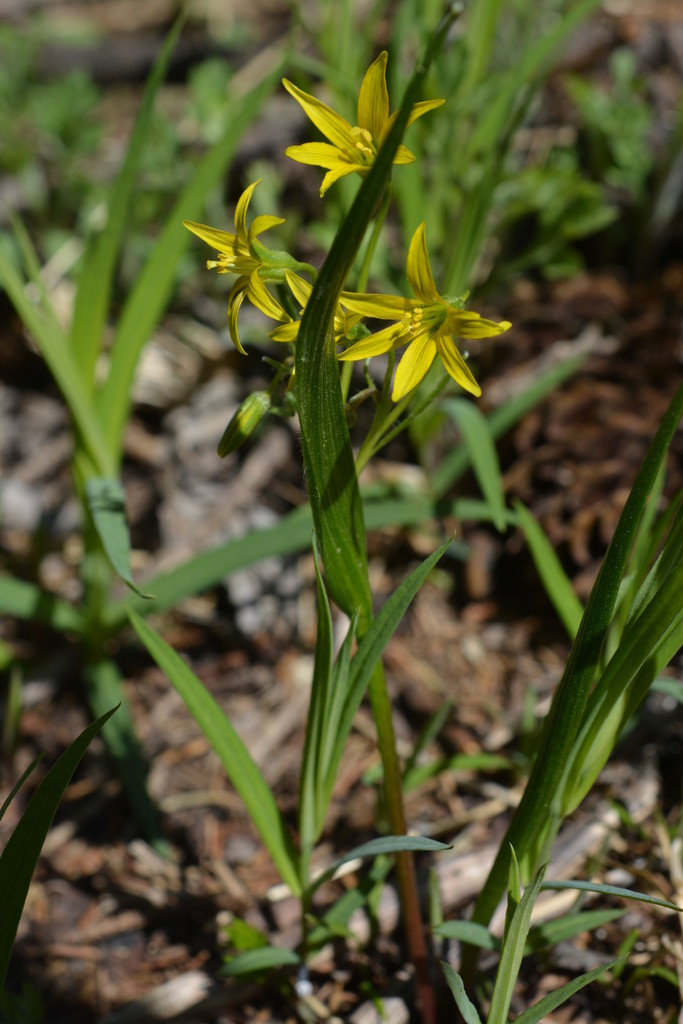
[441,398,506,532]
[220,946,300,976]
[487,863,546,1024]
[70,18,184,387]
[100,68,281,465]
[85,478,150,597]
[309,835,449,895]
[0,707,117,989]
[440,962,483,1024]
[514,500,583,639]
[513,958,622,1024]
[127,608,301,895]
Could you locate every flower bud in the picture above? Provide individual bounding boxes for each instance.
[217,391,271,457]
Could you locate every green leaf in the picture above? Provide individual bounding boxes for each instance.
[69,17,184,388]
[0,706,117,989]
[472,379,683,929]
[0,756,43,823]
[527,908,624,950]
[85,478,151,597]
[99,66,281,466]
[323,541,451,806]
[441,398,506,531]
[440,962,483,1024]
[127,608,301,895]
[487,863,546,1024]
[0,576,84,633]
[513,958,622,1024]
[294,14,456,621]
[220,946,301,977]
[433,919,498,951]
[308,835,449,895]
[541,879,682,913]
[82,659,165,849]
[514,500,583,639]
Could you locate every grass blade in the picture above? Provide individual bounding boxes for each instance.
[513,958,621,1024]
[69,18,184,387]
[309,835,449,895]
[441,398,506,531]
[440,962,483,1024]
[127,608,301,895]
[85,478,151,597]
[0,706,117,989]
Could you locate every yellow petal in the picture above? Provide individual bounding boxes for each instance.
[284,270,312,308]
[392,144,417,165]
[227,277,249,354]
[340,291,415,319]
[284,142,348,169]
[320,163,361,197]
[357,50,389,141]
[248,214,285,242]
[392,333,437,400]
[436,332,482,396]
[449,310,512,338]
[247,271,290,323]
[337,322,405,361]
[406,223,440,303]
[382,98,446,144]
[270,321,300,343]
[183,219,236,253]
[234,180,260,245]
[282,79,354,152]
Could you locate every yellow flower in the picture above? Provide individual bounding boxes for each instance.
[269,271,362,345]
[183,180,288,353]
[282,52,445,197]
[338,223,511,401]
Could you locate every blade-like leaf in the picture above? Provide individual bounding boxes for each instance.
[513,958,622,1024]
[441,398,506,531]
[487,863,546,1024]
[541,879,682,913]
[220,946,300,977]
[433,919,498,951]
[69,18,184,387]
[309,835,449,895]
[514,500,583,639]
[0,707,117,989]
[472,379,683,928]
[440,962,483,1024]
[0,576,84,633]
[324,541,451,804]
[0,756,43,823]
[85,478,151,597]
[127,608,301,895]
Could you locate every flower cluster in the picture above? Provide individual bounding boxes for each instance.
[184,51,511,422]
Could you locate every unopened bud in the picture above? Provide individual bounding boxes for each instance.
[217,391,271,457]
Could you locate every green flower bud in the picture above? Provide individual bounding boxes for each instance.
[217,391,271,457]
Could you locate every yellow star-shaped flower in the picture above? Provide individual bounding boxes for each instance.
[338,223,512,401]
[183,180,297,354]
[282,51,445,197]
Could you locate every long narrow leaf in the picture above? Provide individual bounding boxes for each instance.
[440,962,483,1024]
[441,398,506,531]
[85,478,151,597]
[513,958,621,1024]
[0,707,117,988]
[487,863,546,1024]
[309,835,449,895]
[514,500,583,639]
[127,608,301,895]
[472,379,683,928]
[0,576,85,633]
[69,18,183,386]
